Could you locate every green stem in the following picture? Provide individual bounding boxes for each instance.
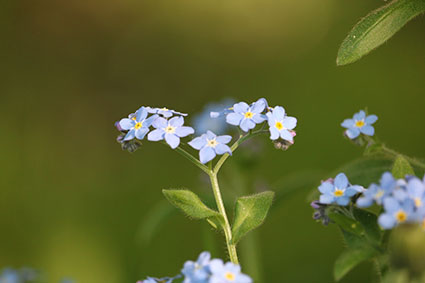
[174,146,210,174]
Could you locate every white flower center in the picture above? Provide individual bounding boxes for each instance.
[165,125,176,134]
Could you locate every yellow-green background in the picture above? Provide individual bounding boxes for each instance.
[1,0,424,282]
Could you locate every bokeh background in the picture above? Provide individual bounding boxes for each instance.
[1,0,424,282]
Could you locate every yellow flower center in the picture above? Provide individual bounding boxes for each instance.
[224,272,235,281]
[414,197,422,207]
[375,190,384,199]
[275,121,284,130]
[207,139,218,147]
[161,107,168,111]
[355,120,365,128]
[334,189,344,197]
[244,112,253,119]
[165,125,176,134]
[134,122,143,129]
[131,116,137,121]
[395,210,407,223]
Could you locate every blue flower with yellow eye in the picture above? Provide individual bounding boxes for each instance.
[147,116,194,149]
[378,197,415,229]
[266,106,297,142]
[188,131,232,164]
[341,110,378,139]
[181,251,211,283]
[119,107,158,141]
[226,99,267,132]
[357,172,397,207]
[318,173,364,206]
[209,259,252,283]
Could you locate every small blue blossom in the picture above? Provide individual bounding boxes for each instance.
[138,277,175,283]
[318,173,363,206]
[193,99,234,135]
[209,259,252,283]
[148,116,194,149]
[0,268,19,283]
[356,172,397,207]
[405,176,425,213]
[119,107,158,141]
[378,197,415,229]
[266,106,297,142]
[341,110,378,139]
[182,251,211,283]
[147,107,187,118]
[226,99,267,132]
[188,131,232,164]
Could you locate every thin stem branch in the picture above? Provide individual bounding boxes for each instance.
[174,146,210,174]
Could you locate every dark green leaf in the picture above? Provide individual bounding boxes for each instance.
[232,191,274,244]
[352,207,381,244]
[328,212,364,236]
[334,246,377,281]
[392,155,415,178]
[162,189,224,229]
[337,0,425,66]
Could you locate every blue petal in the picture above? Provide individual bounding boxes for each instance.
[206,130,217,140]
[226,113,243,125]
[356,197,374,208]
[144,115,159,127]
[269,127,279,140]
[216,135,232,144]
[214,144,232,155]
[381,172,395,190]
[233,102,249,113]
[252,113,266,123]
[319,194,334,204]
[383,197,400,213]
[334,173,349,189]
[378,213,396,229]
[119,118,135,130]
[165,133,180,149]
[365,114,378,124]
[240,118,255,132]
[407,178,425,197]
[353,110,365,121]
[345,188,358,197]
[135,128,149,140]
[250,99,266,113]
[124,129,136,141]
[282,116,297,130]
[209,259,224,273]
[341,119,354,128]
[136,107,148,121]
[169,116,184,127]
[266,112,275,127]
[346,128,360,139]
[273,106,285,121]
[147,129,165,141]
[153,117,168,129]
[188,135,207,150]
[318,182,334,194]
[199,146,216,164]
[360,125,374,136]
[336,197,350,206]
[280,130,293,142]
[175,126,194,137]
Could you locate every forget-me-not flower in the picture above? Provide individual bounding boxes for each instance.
[406,177,425,211]
[318,173,363,206]
[148,116,194,149]
[341,110,378,139]
[378,197,415,229]
[188,131,232,164]
[209,259,252,283]
[119,107,158,141]
[266,106,297,142]
[356,172,397,207]
[226,99,267,132]
[147,107,187,118]
[182,251,211,283]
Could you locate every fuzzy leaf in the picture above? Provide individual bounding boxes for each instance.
[352,208,381,244]
[328,212,364,236]
[334,246,377,281]
[162,189,224,229]
[231,191,274,244]
[392,155,414,179]
[337,0,425,66]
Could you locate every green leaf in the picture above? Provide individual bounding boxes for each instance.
[392,155,415,178]
[337,0,425,66]
[162,189,224,229]
[231,191,274,244]
[352,208,381,245]
[328,212,364,236]
[334,246,377,281]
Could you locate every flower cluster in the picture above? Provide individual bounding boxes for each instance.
[138,252,252,283]
[317,173,364,206]
[341,110,378,140]
[357,172,425,229]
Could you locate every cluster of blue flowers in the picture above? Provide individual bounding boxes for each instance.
[341,110,378,140]
[137,251,252,283]
[116,99,298,163]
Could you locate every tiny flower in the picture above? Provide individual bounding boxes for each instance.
[147,107,187,118]
[341,110,378,139]
[318,173,363,206]
[266,106,297,142]
[406,176,425,210]
[139,277,175,283]
[148,116,194,149]
[226,99,267,132]
[356,172,397,207]
[119,107,158,141]
[311,201,330,226]
[182,251,211,283]
[188,131,232,164]
[193,99,234,135]
[378,197,415,229]
[209,259,252,283]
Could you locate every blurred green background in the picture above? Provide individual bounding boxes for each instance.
[1,0,424,282]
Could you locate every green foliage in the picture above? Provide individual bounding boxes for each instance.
[328,212,364,236]
[231,191,274,244]
[334,245,377,281]
[352,207,381,245]
[392,155,415,178]
[337,0,425,66]
[162,189,224,229]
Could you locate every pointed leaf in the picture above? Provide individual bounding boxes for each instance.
[392,155,414,179]
[352,207,381,244]
[232,191,274,244]
[162,189,224,229]
[328,212,364,236]
[334,246,377,281]
[337,0,425,66]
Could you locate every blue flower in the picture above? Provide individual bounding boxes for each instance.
[119,107,158,141]
[182,251,211,283]
[0,268,19,283]
[356,172,397,207]
[209,259,252,283]
[188,131,232,164]
[318,173,363,206]
[225,99,267,132]
[406,176,425,212]
[138,277,175,283]
[266,106,297,142]
[147,107,187,118]
[341,110,378,139]
[148,116,194,149]
[378,197,415,229]
[192,99,234,135]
